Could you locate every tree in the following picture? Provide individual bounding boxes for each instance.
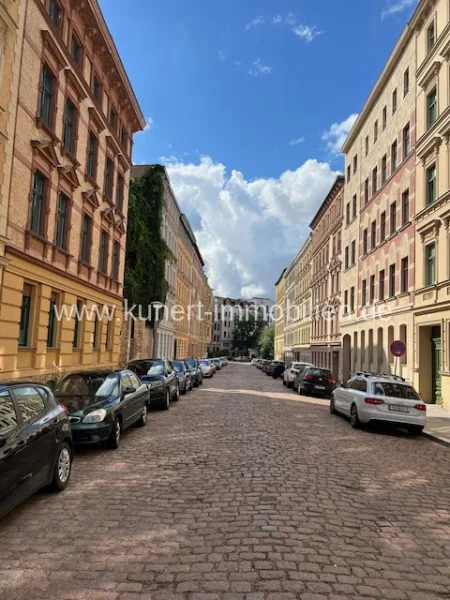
[232,313,266,354]
[258,325,274,359]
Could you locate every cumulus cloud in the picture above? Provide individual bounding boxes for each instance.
[292,24,323,43]
[246,15,265,30]
[381,0,418,19]
[218,50,227,62]
[290,137,305,146]
[143,116,155,132]
[272,14,283,24]
[249,59,272,76]
[322,113,358,155]
[166,156,340,298]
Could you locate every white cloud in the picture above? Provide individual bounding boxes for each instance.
[272,14,283,24]
[143,117,155,132]
[246,15,264,30]
[290,137,305,146]
[285,12,297,26]
[381,0,418,19]
[249,59,272,76]
[292,24,323,43]
[218,50,227,62]
[322,113,359,155]
[165,156,339,298]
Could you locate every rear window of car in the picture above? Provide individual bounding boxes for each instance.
[373,382,420,400]
[307,369,332,377]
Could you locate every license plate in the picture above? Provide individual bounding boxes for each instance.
[389,405,410,413]
[315,385,326,390]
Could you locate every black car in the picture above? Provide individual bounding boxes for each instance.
[298,367,336,398]
[54,370,149,449]
[183,358,203,387]
[172,360,193,394]
[126,359,179,409]
[0,382,73,519]
[267,360,284,377]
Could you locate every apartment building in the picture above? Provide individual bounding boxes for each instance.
[341,24,416,384]
[0,0,145,381]
[412,0,450,406]
[283,235,312,364]
[274,269,286,360]
[310,176,344,379]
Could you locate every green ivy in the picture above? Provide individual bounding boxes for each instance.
[124,165,173,325]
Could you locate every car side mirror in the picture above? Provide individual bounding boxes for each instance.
[341,382,346,388]
[123,386,136,396]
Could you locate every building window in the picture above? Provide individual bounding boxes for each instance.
[374,120,378,143]
[404,68,409,96]
[48,0,62,30]
[345,246,349,269]
[116,174,124,212]
[99,230,109,274]
[120,126,128,150]
[382,106,387,130]
[363,228,368,255]
[402,189,409,225]
[427,88,437,128]
[106,318,113,350]
[381,154,387,184]
[350,287,355,313]
[80,214,92,263]
[47,292,58,348]
[104,157,114,199]
[427,163,436,205]
[426,243,436,285]
[86,132,98,179]
[39,65,55,128]
[92,72,102,102]
[347,165,350,183]
[401,256,409,293]
[109,105,117,132]
[353,154,357,174]
[351,240,356,265]
[427,21,435,51]
[30,171,46,236]
[55,192,69,250]
[392,88,397,114]
[379,269,385,301]
[372,166,377,195]
[19,284,33,347]
[389,263,396,297]
[63,98,76,155]
[112,240,120,280]
[364,178,369,204]
[346,202,350,226]
[362,279,367,307]
[371,220,376,249]
[365,135,369,156]
[390,201,397,235]
[344,290,348,314]
[391,139,397,173]
[93,314,100,349]
[403,123,410,159]
[73,300,83,348]
[380,211,386,242]
[370,275,375,304]
[352,194,357,219]
[71,33,82,65]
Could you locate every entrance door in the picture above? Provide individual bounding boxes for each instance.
[431,326,442,405]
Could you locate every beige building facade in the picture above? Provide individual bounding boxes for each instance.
[274,270,286,360]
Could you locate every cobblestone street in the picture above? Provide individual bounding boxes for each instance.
[1,364,450,600]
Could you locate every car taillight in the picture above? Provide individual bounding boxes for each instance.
[290,369,296,374]
[60,403,68,413]
[414,403,427,411]
[329,378,336,384]
[303,374,313,381]
[364,397,385,405]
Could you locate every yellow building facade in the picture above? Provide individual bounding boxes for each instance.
[0,0,145,381]
[274,269,286,360]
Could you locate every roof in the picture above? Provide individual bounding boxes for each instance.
[309,175,345,230]
[275,268,287,286]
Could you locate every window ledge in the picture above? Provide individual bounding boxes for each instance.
[18,346,37,351]
[85,173,99,190]
[60,146,80,167]
[35,117,60,144]
[398,221,411,233]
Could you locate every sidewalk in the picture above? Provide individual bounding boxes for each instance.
[424,404,450,446]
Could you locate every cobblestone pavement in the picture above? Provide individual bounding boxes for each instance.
[1,364,450,600]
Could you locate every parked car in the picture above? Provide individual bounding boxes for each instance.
[172,360,193,394]
[298,367,336,398]
[267,360,285,377]
[294,364,316,392]
[256,359,264,370]
[220,356,228,366]
[0,382,73,519]
[55,370,149,449]
[262,360,271,373]
[330,373,426,434]
[212,358,223,370]
[210,361,217,375]
[283,362,314,388]
[126,359,179,409]
[271,361,286,379]
[199,359,214,377]
[183,358,203,387]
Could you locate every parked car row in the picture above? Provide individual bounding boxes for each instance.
[0,357,223,520]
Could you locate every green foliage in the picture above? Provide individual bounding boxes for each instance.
[208,348,229,358]
[258,325,274,359]
[124,165,173,325]
[232,313,266,353]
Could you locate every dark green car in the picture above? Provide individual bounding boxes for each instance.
[54,370,149,449]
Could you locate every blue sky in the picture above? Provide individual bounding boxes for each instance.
[100,0,418,298]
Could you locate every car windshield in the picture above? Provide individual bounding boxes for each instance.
[172,361,184,373]
[373,382,420,400]
[308,369,332,378]
[185,359,196,368]
[199,360,209,366]
[55,373,119,397]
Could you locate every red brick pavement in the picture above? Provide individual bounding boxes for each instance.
[1,364,450,600]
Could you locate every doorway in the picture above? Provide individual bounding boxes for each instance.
[431,326,442,405]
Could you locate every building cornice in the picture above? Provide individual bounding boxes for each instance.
[310,176,344,230]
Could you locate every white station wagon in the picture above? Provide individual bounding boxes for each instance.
[330,373,427,434]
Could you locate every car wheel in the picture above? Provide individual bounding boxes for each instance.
[137,404,148,426]
[283,379,286,386]
[408,425,424,436]
[173,385,180,401]
[162,389,170,410]
[108,418,121,449]
[199,377,203,386]
[272,373,278,379]
[330,395,336,414]
[194,378,199,388]
[287,381,292,388]
[350,404,361,429]
[50,442,72,492]
[181,382,187,395]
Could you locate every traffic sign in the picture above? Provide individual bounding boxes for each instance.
[390,340,406,357]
